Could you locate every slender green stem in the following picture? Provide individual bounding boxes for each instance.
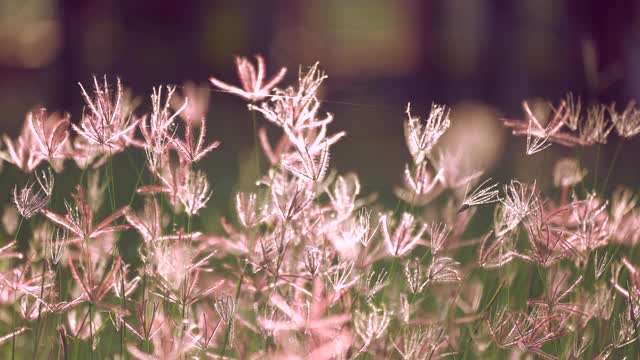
[107,152,117,212]
[33,261,48,358]
[601,139,623,193]
[221,260,248,357]
[120,269,126,360]
[11,288,17,360]
[480,281,505,314]
[593,146,601,191]
[220,322,233,358]
[234,261,248,305]
[89,303,94,360]
[11,217,25,360]
[185,214,193,325]
[381,257,400,303]
[252,109,260,176]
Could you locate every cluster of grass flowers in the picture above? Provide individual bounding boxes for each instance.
[1,55,640,359]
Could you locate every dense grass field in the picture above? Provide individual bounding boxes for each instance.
[1,56,640,359]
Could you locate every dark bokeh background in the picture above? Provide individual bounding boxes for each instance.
[1,0,640,214]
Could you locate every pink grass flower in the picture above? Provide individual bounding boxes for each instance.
[42,185,129,241]
[170,81,210,125]
[1,114,43,172]
[139,86,184,169]
[125,197,165,243]
[281,136,330,183]
[404,102,450,163]
[209,55,286,102]
[74,76,138,151]
[235,192,269,228]
[151,235,224,307]
[0,254,52,304]
[171,115,220,164]
[381,213,428,257]
[68,254,122,304]
[184,308,224,350]
[488,308,567,360]
[28,108,71,170]
[502,99,590,154]
[124,300,165,341]
[527,270,588,319]
[13,168,54,219]
[249,62,333,132]
[138,160,212,215]
[177,167,213,215]
[394,161,444,206]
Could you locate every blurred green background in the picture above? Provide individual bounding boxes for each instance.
[1,0,639,217]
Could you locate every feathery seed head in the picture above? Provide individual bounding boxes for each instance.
[459,178,500,213]
[610,101,640,138]
[303,246,323,277]
[13,168,54,218]
[215,294,236,323]
[177,168,212,216]
[354,305,391,345]
[381,212,428,257]
[209,55,287,102]
[404,103,450,163]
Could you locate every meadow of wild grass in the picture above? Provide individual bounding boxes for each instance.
[1,55,640,359]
